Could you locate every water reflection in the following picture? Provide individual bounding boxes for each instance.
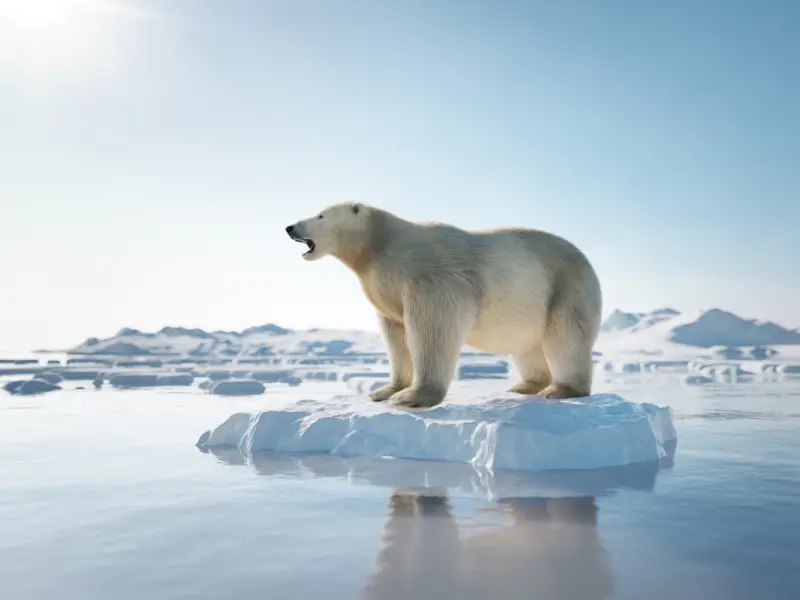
[206,446,673,500]
[207,448,674,600]
[364,492,612,600]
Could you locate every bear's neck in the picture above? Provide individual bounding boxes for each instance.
[334,244,373,277]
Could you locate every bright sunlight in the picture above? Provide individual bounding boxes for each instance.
[0,0,140,76]
[1,0,77,32]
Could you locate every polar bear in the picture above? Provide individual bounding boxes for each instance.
[285,202,602,408]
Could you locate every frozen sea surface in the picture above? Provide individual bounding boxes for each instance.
[1,378,800,600]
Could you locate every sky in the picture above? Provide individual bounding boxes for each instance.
[1,0,798,351]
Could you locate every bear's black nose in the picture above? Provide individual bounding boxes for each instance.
[285,225,295,235]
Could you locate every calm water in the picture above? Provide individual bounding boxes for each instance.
[1,378,799,600]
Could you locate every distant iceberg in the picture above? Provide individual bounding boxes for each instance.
[197,393,676,472]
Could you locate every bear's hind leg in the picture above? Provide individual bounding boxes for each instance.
[507,345,551,395]
[538,305,596,400]
[388,290,475,409]
[369,315,413,402]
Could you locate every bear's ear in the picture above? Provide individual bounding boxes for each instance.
[352,203,361,215]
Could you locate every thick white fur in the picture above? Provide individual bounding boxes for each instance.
[286,202,602,408]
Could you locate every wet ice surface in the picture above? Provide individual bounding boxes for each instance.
[1,378,800,600]
[197,392,676,471]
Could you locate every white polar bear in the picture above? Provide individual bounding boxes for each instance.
[286,202,602,409]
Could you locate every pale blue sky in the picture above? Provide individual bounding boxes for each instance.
[1,0,798,351]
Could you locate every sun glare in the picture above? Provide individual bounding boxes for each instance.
[1,0,73,32]
[0,0,142,76]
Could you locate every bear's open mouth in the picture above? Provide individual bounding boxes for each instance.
[294,237,315,255]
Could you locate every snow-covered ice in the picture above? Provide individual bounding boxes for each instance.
[197,392,676,472]
[346,376,389,394]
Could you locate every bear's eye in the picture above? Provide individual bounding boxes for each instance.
[318,214,324,219]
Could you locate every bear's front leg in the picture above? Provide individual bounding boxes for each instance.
[388,288,476,409]
[368,314,413,402]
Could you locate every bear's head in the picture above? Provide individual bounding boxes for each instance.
[285,202,370,262]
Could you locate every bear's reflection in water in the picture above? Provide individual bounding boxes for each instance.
[363,491,614,600]
[205,448,656,600]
